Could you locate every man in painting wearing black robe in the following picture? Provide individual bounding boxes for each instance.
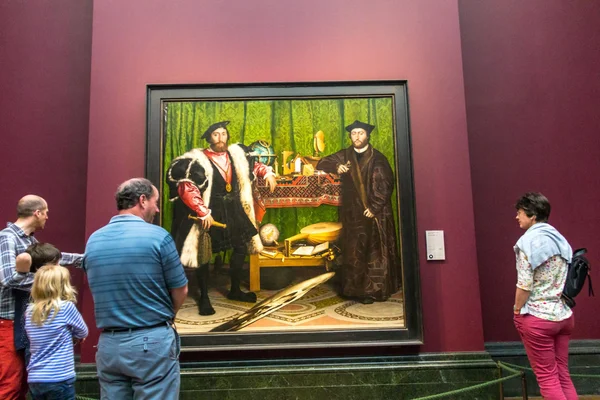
[166,121,276,315]
[317,120,401,304]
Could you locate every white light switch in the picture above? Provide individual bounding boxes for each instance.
[426,230,445,261]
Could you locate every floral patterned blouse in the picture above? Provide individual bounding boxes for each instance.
[515,250,572,321]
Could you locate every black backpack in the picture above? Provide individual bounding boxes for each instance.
[562,248,594,308]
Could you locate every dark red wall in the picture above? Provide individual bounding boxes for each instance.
[81,0,484,361]
[459,0,600,341]
[0,2,92,298]
[9,0,596,363]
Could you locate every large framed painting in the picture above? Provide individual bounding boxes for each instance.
[146,81,422,351]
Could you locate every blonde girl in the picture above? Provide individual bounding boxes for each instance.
[25,264,88,400]
[29,264,77,324]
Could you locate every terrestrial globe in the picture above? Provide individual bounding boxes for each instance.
[250,140,277,166]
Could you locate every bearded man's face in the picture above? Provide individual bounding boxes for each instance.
[350,128,369,149]
[209,128,229,152]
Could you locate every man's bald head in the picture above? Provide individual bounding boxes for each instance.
[17,195,47,218]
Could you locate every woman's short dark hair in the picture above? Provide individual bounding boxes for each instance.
[26,243,62,273]
[515,192,551,223]
[115,178,155,211]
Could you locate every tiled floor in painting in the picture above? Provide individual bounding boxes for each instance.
[175,266,405,334]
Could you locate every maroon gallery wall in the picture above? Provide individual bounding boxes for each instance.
[0,2,92,294]
[459,0,600,342]
[82,0,483,361]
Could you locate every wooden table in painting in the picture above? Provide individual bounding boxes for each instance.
[250,173,341,292]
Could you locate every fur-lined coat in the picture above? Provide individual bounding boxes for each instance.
[167,144,263,268]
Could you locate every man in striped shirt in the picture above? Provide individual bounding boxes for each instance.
[84,178,188,400]
[0,195,83,400]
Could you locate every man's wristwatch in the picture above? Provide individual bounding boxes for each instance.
[513,305,520,313]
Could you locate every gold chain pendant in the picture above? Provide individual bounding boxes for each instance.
[225,183,232,192]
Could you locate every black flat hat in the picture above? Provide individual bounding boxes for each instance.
[201,121,230,140]
[345,120,375,134]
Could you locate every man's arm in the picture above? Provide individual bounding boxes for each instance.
[170,284,188,315]
[178,182,210,217]
[160,234,189,315]
[253,163,277,192]
[316,151,345,174]
[59,252,84,268]
[178,182,213,229]
[253,162,274,179]
[0,235,34,288]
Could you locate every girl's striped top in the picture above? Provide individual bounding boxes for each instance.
[25,300,88,382]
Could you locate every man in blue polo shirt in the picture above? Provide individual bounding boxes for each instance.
[84,178,188,400]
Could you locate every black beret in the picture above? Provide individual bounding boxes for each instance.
[345,120,375,134]
[201,121,230,140]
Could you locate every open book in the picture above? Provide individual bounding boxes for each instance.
[291,241,329,256]
[259,249,279,258]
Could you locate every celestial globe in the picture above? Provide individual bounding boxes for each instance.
[250,140,277,167]
[259,223,280,246]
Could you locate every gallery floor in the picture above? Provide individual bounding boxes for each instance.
[174,265,405,334]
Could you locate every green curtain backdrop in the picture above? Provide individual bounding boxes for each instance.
[161,97,397,243]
